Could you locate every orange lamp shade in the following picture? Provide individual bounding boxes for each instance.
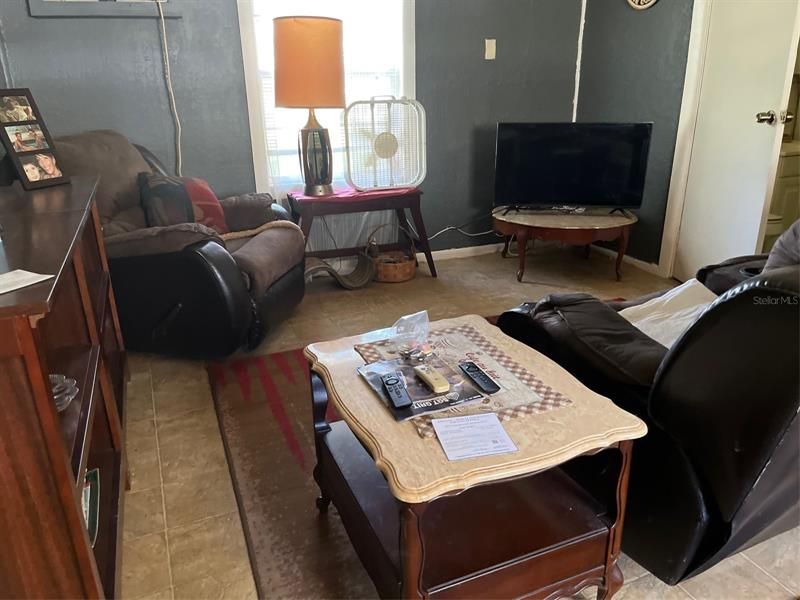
[273,16,345,109]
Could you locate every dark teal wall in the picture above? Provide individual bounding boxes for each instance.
[0,0,255,197]
[0,0,694,261]
[578,0,694,263]
[415,0,583,251]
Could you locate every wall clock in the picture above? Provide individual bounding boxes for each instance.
[627,0,660,9]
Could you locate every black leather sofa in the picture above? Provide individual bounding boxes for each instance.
[55,130,305,359]
[497,263,800,584]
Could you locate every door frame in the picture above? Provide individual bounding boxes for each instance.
[659,0,800,279]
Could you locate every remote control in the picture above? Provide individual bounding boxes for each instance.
[381,372,412,409]
[459,361,500,394]
[413,364,450,394]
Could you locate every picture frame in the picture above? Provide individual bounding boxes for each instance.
[0,88,68,190]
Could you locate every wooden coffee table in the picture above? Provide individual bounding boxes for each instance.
[492,208,638,281]
[305,315,647,599]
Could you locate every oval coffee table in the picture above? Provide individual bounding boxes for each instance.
[493,208,638,281]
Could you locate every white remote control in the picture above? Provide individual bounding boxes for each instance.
[413,364,450,394]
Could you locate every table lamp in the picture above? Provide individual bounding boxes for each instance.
[274,16,345,196]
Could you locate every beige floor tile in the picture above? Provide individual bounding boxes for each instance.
[158,427,228,485]
[163,468,238,529]
[129,588,173,600]
[120,532,171,599]
[156,407,222,447]
[127,352,152,377]
[611,574,691,599]
[126,419,161,492]
[153,381,214,421]
[127,371,154,423]
[124,487,165,541]
[618,552,649,584]
[681,553,794,600]
[173,575,257,600]
[150,359,214,419]
[168,513,252,588]
[127,418,158,452]
[744,528,800,593]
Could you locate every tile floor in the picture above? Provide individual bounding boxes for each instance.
[121,247,800,599]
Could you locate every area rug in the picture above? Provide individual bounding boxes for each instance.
[208,350,377,599]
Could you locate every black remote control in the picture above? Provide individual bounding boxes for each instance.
[381,372,412,409]
[459,361,500,394]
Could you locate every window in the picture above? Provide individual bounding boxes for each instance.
[248,0,413,195]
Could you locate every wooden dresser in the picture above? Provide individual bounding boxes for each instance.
[0,176,127,598]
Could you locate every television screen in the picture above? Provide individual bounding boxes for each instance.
[493,122,652,209]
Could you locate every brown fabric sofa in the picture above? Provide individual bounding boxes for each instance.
[55,130,305,358]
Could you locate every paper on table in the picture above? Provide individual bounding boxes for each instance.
[0,269,54,295]
[431,413,518,461]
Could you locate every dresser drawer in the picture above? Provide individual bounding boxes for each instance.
[778,153,800,178]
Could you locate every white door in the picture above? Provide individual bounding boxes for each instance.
[673,0,800,281]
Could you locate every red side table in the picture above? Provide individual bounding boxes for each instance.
[287,187,437,277]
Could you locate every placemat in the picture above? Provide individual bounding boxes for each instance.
[354,324,572,438]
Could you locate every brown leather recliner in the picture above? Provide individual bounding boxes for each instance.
[497,249,799,584]
[55,130,306,359]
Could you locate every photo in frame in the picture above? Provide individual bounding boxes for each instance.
[0,88,67,190]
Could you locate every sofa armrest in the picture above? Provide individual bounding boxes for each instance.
[220,193,287,231]
[696,254,768,295]
[607,288,671,312]
[498,294,668,390]
[109,240,251,358]
[104,223,222,259]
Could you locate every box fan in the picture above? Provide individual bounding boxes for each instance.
[344,96,426,191]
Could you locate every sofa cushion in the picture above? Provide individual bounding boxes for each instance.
[139,173,229,234]
[55,130,151,236]
[231,222,305,299]
[139,173,194,227]
[219,193,278,232]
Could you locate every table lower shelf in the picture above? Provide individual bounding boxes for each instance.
[319,421,615,598]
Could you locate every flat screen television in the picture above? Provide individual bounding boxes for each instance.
[493,122,652,209]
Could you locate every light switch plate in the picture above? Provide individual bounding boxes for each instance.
[485,38,496,61]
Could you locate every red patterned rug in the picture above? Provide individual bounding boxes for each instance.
[207,350,375,599]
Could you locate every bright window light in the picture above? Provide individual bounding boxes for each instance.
[252,0,407,191]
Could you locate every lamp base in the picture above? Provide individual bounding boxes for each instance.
[304,183,334,196]
[299,108,335,197]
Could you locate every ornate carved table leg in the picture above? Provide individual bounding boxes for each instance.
[310,372,332,513]
[502,235,511,258]
[615,227,630,281]
[516,229,530,282]
[401,503,429,599]
[597,440,634,599]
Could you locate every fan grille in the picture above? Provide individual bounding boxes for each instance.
[345,98,426,190]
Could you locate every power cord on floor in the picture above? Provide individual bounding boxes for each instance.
[157,0,183,176]
[409,213,503,242]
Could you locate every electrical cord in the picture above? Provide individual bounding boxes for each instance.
[409,213,503,242]
[157,0,183,176]
[320,216,345,271]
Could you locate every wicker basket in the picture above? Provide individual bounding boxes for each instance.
[373,250,417,283]
[367,223,418,283]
